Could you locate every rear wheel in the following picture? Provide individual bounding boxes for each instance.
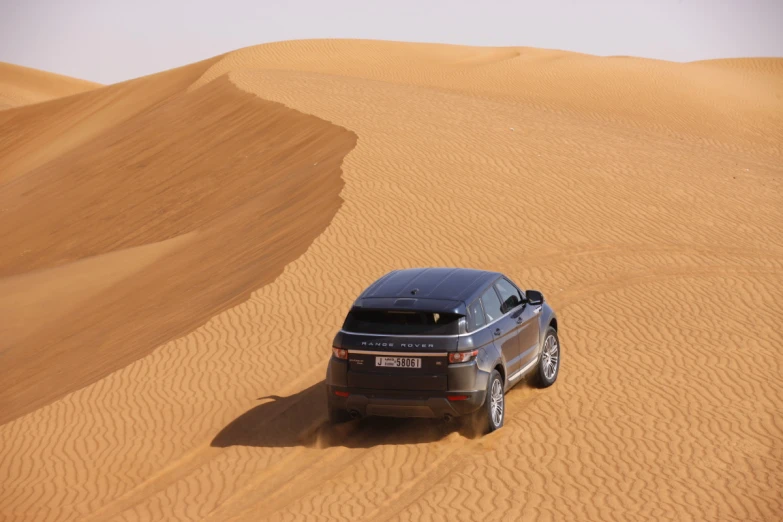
[474,369,504,434]
[534,326,560,387]
[328,405,352,424]
[326,388,352,424]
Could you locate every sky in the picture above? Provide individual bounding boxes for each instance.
[2,0,782,84]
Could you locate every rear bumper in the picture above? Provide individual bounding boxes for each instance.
[327,385,486,418]
[326,356,490,419]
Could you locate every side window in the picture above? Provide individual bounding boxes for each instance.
[495,278,524,314]
[467,299,486,332]
[480,286,503,323]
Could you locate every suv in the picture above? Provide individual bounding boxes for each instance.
[326,267,560,433]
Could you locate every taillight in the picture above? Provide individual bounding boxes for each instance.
[448,349,478,364]
[332,347,348,360]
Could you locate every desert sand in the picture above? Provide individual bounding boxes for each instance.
[1,39,781,521]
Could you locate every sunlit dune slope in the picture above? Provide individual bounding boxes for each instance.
[196,40,783,152]
[692,56,783,75]
[0,62,100,110]
[1,40,781,522]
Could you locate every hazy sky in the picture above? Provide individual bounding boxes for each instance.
[2,0,782,84]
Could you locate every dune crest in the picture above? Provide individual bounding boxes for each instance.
[0,40,781,522]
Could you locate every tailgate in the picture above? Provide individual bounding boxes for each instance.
[341,332,457,391]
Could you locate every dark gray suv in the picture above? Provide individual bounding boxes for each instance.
[326,267,560,433]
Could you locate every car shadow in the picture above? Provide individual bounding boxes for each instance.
[211,380,487,449]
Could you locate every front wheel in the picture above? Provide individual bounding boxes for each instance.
[534,326,561,388]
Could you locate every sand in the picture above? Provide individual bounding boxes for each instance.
[1,39,781,522]
[0,62,100,110]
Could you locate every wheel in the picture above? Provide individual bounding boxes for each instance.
[474,369,505,434]
[328,405,352,424]
[534,326,560,388]
[326,388,352,424]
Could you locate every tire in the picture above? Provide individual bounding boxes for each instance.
[328,405,352,424]
[534,326,561,388]
[474,369,505,434]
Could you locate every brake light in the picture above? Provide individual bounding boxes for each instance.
[332,347,348,360]
[447,395,469,401]
[334,390,350,397]
[448,349,478,363]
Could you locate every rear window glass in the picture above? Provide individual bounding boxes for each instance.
[466,299,485,332]
[343,309,462,335]
[481,287,503,323]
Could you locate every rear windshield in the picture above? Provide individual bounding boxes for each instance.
[343,309,462,335]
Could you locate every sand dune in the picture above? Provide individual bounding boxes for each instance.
[1,40,781,522]
[0,62,100,110]
[0,70,356,424]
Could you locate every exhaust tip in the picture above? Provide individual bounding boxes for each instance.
[349,410,361,419]
[443,414,454,423]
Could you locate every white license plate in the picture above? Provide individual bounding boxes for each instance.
[375,356,422,368]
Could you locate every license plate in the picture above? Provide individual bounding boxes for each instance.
[375,356,422,368]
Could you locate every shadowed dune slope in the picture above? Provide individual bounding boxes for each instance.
[0,57,225,185]
[0,72,357,424]
[0,40,781,522]
[0,62,100,110]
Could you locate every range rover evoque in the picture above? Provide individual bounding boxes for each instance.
[326,267,560,433]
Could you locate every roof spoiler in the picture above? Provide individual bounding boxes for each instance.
[352,297,467,316]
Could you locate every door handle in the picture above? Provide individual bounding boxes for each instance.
[494,328,502,336]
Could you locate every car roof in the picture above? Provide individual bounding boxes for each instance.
[357,267,502,305]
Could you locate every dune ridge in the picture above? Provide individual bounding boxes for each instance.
[1,40,781,522]
[0,62,100,110]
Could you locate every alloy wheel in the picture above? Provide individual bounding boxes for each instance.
[490,378,504,427]
[542,335,559,380]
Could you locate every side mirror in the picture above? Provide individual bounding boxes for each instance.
[526,290,544,305]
